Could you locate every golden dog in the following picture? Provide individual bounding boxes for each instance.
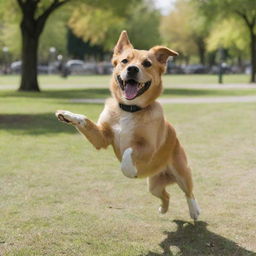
[56,31,200,220]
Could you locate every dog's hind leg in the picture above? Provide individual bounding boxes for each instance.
[148,171,175,214]
[170,143,200,220]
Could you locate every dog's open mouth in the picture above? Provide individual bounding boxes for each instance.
[117,75,151,100]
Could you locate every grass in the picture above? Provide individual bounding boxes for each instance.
[1,87,256,102]
[0,74,253,88]
[0,89,256,255]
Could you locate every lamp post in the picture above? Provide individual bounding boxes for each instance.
[48,47,56,74]
[2,46,9,74]
[218,47,225,84]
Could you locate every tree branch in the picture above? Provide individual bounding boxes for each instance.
[36,0,70,35]
[235,10,254,28]
[16,0,25,10]
[37,0,69,22]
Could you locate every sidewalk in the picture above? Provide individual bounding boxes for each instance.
[1,83,256,90]
[71,95,256,104]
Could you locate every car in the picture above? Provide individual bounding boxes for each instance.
[64,60,98,75]
[245,64,251,75]
[10,61,57,74]
[10,61,22,73]
[184,64,208,74]
[97,61,113,74]
[166,61,185,74]
[210,64,232,74]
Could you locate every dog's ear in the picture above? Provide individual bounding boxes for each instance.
[113,30,133,56]
[150,46,178,65]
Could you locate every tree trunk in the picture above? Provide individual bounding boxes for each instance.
[16,0,69,92]
[19,27,40,91]
[249,30,256,83]
[195,37,206,65]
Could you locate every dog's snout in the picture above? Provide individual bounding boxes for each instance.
[127,66,139,75]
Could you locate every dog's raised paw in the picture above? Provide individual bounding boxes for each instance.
[55,110,87,126]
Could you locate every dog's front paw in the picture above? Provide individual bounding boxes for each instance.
[121,148,137,178]
[55,110,87,126]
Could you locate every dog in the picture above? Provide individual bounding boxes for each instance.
[55,31,200,220]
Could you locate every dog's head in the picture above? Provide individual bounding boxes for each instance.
[110,31,178,107]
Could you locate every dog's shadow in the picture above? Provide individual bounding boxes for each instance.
[144,220,255,256]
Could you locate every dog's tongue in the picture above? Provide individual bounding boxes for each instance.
[124,81,138,100]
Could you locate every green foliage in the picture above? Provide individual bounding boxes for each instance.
[160,0,209,57]
[67,29,106,60]
[207,17,249,56]
[68,4,125,51]
[0,0,70,60]
[68,0,161,51]
[125,1,162,49]
[197,0,256,24]
[39,5,71,60]
[0,0,21,58]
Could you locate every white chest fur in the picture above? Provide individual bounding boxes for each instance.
[112,112,135,153]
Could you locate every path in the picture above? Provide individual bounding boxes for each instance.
[71,95,256,104]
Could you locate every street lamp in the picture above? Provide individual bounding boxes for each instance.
[2,46,9,74]
[48,47,56,74]
[218,47,226,84]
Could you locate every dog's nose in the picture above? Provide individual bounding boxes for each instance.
[127,66,139,75]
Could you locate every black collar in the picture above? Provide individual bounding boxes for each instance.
[119,103,142,113]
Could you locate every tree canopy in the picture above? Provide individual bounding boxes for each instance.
[68,0,161,51]
[196,0,256,82]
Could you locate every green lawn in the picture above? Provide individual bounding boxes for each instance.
[0,89,256,255]
[1,87,256,102]
[0,74,253,88]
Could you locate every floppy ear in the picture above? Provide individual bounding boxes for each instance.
[150,46,178,64]
[113,30,133,56]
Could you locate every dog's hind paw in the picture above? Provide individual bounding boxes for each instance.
[187,198,200,220]
[121,148,137,178]
[55,110,87,126]
[159,206,168,214]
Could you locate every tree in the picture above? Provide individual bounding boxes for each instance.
[160,1,196,65]
[12,0,140,91]
[197,0,256,83]
[39,7,70,61]
[68,4,125,51]
[68,0,160,52]
[125,1,161,49]
[67,29,106,60]
[206,17,249,66]
[160,0,210,65]
[0,1,69,62]
[16,0,70,91]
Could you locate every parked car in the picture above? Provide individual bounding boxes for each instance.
[184,64,208,74]
[64,60,98,75]
[10,61,57,74]
[97,61,113,74]
[245,64,251,75]
[10,61,22,73]
[209,64,232,74]
[166,61,185,74]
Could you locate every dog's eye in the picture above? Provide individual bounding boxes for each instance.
[121,59,128,64]
[142,60,152,68]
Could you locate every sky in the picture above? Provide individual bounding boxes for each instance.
[153,0,176,15]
